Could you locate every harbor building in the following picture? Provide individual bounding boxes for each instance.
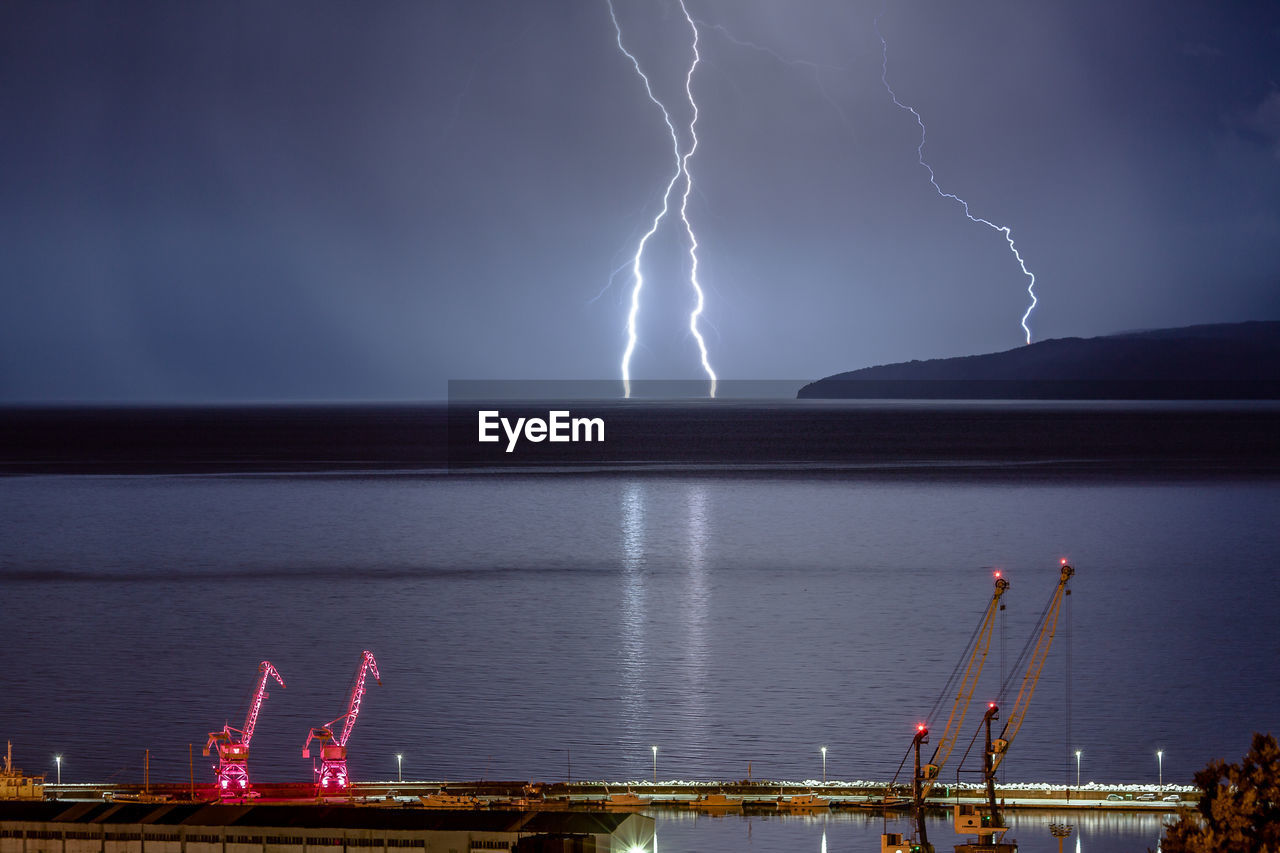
[0,802,654,853]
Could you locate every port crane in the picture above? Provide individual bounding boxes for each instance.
[953,561,1075,853]
[303,650,381,791]
[882,573,1009,853]
[204,660,285,797]
[922,572,1010,797]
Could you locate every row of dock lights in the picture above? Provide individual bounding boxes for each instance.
[45,742,1172,788]
[646,744,836,784]
[1069,748,1165,791]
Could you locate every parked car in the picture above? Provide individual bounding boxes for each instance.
[1137,793,1157,801]
[1163,794,1182,802]
[1106,794,1123,801]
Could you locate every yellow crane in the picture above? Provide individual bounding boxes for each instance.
[882,572,1009,853]
[921,571,1010,798]
[953,561,1075,853]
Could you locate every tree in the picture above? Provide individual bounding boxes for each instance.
[1160,732,1280,853]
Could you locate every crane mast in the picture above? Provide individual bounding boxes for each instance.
[920,573,1009,798]
[303,650,381,791]
[880,725,934,853]
[953,703,1011,852]
[204,660,285,798]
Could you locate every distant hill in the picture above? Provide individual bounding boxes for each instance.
[798,321,1280,399]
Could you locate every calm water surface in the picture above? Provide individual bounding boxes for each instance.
[653,809,1171,853]
[3,458,1277,851]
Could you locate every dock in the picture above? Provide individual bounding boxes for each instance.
[28,779,1197,813]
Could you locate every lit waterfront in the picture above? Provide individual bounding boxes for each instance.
[5,405,1277,852]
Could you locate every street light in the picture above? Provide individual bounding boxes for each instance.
[651,746,657,785]
[396,753,402,783]
[1157,750,1164,795]
[820,747,827,785]
[1075,750,1081,789]
[55,755,61,787]
[1049,823,1074,853]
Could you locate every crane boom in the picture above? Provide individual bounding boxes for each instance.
[990,561,1074,773]
[242,661,286,747]
[920,573,1009,798]
[337,650,380,746]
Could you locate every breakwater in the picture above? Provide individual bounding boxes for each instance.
[35,780,1197,812]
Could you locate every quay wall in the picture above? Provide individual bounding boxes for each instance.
[28,778,1200,810]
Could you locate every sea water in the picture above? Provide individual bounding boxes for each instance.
[3,405,1278,852]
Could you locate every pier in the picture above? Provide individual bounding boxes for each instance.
[28,780,1196,813]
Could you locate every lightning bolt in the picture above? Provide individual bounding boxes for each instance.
[875,8,1038,344]
[587,259,636,307]
[607,0,716,398]
[697,21,856,135]
[676,0,716,398]
[607,0,682,398]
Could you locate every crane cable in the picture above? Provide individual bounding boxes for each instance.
[998,583,1057,700]
[926,598,991,726]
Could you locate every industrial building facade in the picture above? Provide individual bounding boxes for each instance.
[0,803,653,853]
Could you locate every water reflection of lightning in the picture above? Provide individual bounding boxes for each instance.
[875,10,1038,344]
[620,482,647,726]
[682,484,710,745]
[607,0,716,397]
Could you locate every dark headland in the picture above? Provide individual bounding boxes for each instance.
[799,321,1280,399]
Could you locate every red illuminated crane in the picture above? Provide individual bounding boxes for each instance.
[302,650,381,791]
[204,660,285,797]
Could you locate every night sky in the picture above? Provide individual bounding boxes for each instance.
[2,1,1278,402]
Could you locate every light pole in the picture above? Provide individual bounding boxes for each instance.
[820,747,827,785]
[396,753,402,783]
[651,746,657,785]
[1049,823,1074,853]
[55,755,61,787]
[1157,750,1164,796]
[1075,750,1081,789]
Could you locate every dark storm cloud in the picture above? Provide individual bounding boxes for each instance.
[1248,90,1280,158]
[1,1,1277,401]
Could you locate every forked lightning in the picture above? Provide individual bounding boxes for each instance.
[875,8,1039,344]
[606,0,717,397]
